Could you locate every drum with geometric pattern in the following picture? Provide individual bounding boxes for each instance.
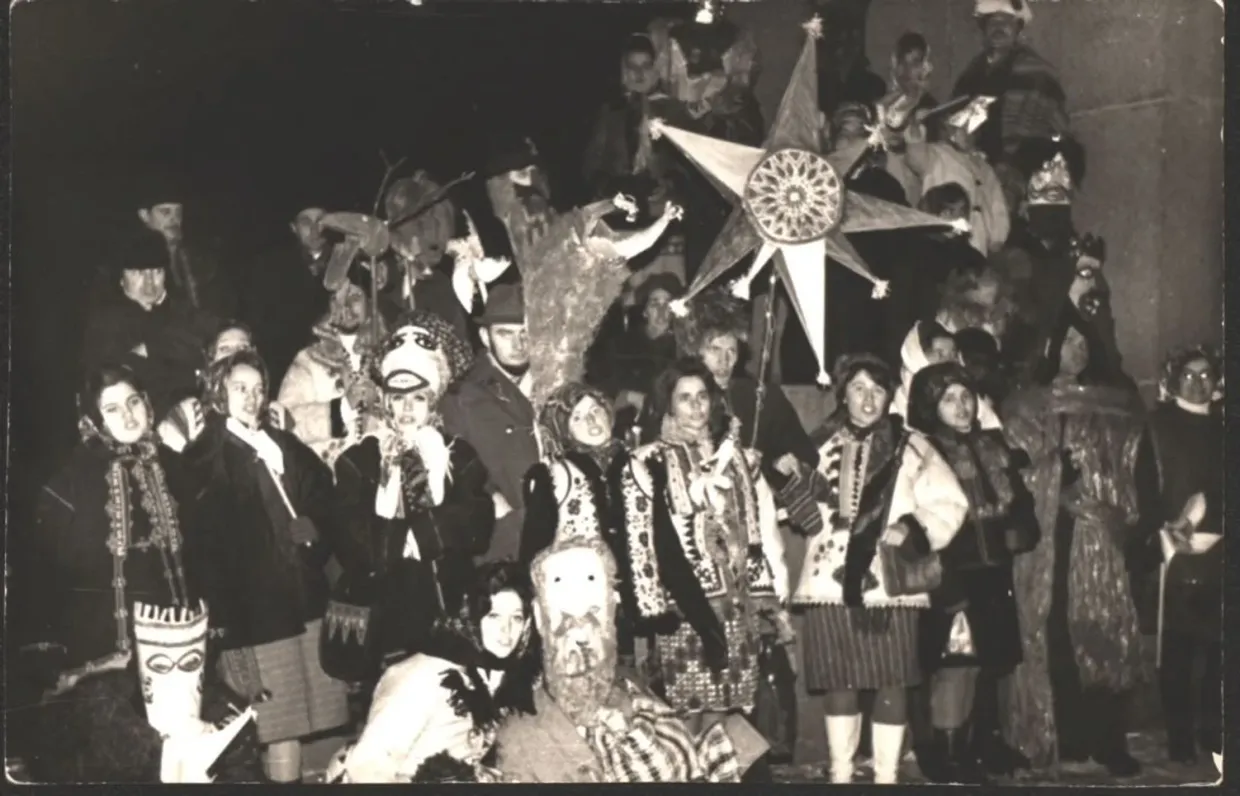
[743,148,844,244]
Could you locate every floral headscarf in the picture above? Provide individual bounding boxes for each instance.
[537,382,619,469]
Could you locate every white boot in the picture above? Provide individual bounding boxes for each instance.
[872,722,906,784]
[825,714,862,783]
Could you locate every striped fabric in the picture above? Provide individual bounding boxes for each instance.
[218,620,349,744]
[585,682,742,783]
[801,605,922,693]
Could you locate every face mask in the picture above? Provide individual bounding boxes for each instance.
[133,601,209,737]
[134,601,257,783]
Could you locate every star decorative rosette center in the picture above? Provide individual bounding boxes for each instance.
[744,148,843,244]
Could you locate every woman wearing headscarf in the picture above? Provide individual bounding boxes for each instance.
[905,363,1039,781]
[332,310,493,672]
[21,364,205,679]
[618,358,790,741]
[893,319,1003,432]
[158,320,261,453]
[325,563,539,783]
[777,354,968,784]
[1000,298,1157,777]
[12,365,262,783]
[184,350,350,783]
[520,381,645,668]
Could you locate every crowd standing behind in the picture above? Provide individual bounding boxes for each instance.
[10,0,1221,786]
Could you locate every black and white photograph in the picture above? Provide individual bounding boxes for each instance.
[5,0,1225,785]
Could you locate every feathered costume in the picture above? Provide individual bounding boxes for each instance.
[520,194,684,415]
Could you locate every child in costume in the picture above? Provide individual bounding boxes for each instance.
[1147,345,1223,769]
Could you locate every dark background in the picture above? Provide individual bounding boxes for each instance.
[9,0,693,524]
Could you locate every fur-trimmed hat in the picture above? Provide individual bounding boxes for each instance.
[672,287,749,356]
[974,0,1032,24]
[110,228,171,274]
[377,310,474,399]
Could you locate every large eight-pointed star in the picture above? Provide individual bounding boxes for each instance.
[649,15,949,383]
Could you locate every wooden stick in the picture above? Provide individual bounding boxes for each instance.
[370,151,408,342]
[749,268,779,450]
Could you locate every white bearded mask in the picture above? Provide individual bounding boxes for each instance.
[133,601,256,783]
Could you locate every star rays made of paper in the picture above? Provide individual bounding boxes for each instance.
[649,15,950,383]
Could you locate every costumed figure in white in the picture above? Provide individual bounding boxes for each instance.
[777,354,967,784]
[493,537,761,782]
[277,262,386,470]
[325,563,539,783]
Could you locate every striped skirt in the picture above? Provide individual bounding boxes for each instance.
[218,620,350,744]
[801,605,923,693]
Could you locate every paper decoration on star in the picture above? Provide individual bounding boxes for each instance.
[650,15,950,382]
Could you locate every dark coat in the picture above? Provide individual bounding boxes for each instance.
[169,242,239,322]
[81,291,217,420]
[440,357,540,564]
[332,433,495,658]
[1146,404,1223,640]
[584,306,678,400]
[27,442,206,670]
[919,430,1040,673]
[376,262,473,350]
[242,243,332,387]
[725,375,817,474]
[184,421,343,650]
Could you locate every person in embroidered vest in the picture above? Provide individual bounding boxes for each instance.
[619,358,789,744]
[441,283,540,564]
[519,381,653,670]
[277,263,386,470]
[776,354,968,784]
[21,365,207,675]
[999,301,1158,777]
[17,601,262,784]
[333,311,494,668]
[183,350,351,783]
[494,536,751,782]
[905,363,1039,782]
[1143,345,1222,769]
[324,562,538,783]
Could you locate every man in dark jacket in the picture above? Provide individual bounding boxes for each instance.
[243,207,334,385]
[440,284,540,564]
[81,229,217,422]
[134,181,237,321]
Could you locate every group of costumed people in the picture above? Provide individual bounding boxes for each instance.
[10,2,1222,788]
